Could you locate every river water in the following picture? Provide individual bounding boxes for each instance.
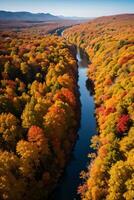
[52,47,97,200]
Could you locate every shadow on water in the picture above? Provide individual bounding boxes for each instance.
[51,47,97,200]
[86,79,95,96]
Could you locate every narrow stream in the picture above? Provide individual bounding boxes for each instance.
[52,48,97,200]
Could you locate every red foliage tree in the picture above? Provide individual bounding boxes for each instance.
[28,125,49,155]
[117,114,129,133]
[53,88,76,107]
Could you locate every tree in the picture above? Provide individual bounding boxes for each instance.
[58,74,75,90]
[28,126,50,156]
[21,98,42,128]
[117,114,130,133]
[0,113,23,150]
[0,151,25,200]
[16,140,40,178]
[43,101,67,139]
[107,160,134,200]
[53,88,76,107]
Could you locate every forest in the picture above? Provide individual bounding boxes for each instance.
[64,14,134,200]
[0,11,133,200]
[0,29,79,199]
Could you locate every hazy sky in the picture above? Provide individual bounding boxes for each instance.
[0,0,134,17]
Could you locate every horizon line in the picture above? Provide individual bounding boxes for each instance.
[0,9,134,19]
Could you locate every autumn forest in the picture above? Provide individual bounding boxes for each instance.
[0,4,134,200]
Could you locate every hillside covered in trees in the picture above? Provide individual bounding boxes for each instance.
[64,14,134,200]
[0,30,80,199]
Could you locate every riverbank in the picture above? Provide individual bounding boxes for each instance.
[51,47,97,200]
[0,33,81,200]
[63,14,134,200]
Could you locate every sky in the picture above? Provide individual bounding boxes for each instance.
[0,0,134,17]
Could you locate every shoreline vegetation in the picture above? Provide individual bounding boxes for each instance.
[0,29,80,199]
[64,14,134,200]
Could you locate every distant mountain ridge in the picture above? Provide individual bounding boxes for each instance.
[0,10,60,21]
[59,15,93,20]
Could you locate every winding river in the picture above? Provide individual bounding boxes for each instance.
[52,46,97,200]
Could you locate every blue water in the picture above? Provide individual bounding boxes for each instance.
[52,48,97,200]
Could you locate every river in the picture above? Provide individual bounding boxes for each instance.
[52,47,97,200]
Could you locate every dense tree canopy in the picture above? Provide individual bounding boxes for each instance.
[65,14,134,200]
[0,31,79,199]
